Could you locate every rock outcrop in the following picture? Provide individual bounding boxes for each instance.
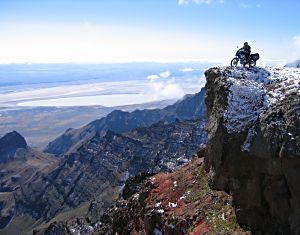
[205,66,300,234]
[45,149,249,235]
[0,131,27,163]
[45,88,207,156]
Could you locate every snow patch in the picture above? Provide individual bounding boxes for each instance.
[168,202,178,208]
[221,66,300,134]
[241,125,257,152]
[155,202,162,207]
[224,77,267,133]
[153,228,163,235]
[157,209,164,214]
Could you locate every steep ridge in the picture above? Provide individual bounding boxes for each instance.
[45,88,206,156]
[205,66,300,234]
[10,119,207,234]
[48,149,248,235]
[0,132,59,232]
[0,131,27,163]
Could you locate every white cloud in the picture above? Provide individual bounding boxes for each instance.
[178,0,212,5]
[145,71,185,101]
[147,74,160,80]
[178,0,259,8]
[180,68,195,72]
[148,79,185,100]
[147,70,171,81]
[160,83,185,99]
[293,35,300,47]
[159,70,171,78]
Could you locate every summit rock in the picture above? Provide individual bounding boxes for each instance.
[205,66,300,234]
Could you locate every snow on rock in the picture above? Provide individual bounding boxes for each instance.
[220,66,300,134]
[223,77,267,133]
[205,66,300,234]
[153,228,163,235]
[266,67,300,104]
[168,202,178,208]
[157,209,165,214]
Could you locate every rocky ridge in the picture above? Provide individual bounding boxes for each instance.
[205,66,300,234]
[45,88,207,156]
[45,149,249,235]
[11,119,207,234]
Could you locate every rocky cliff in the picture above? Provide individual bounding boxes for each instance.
[0,131,27,163]
[45,88,207,156]
[205,66,300,234]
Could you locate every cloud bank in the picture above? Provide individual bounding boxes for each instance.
[159,70,171,78]
[179,68,195,72]
[146,70,185,101]
[148,79,185,100]
[147,74,160,80]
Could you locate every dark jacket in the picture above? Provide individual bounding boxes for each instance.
[243,44,251,57]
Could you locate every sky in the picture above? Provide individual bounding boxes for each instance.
[0,0,299,63]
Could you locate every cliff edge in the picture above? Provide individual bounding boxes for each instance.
[205,66,300,234]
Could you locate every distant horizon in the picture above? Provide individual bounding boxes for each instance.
[0,62,207,108]
[0,59,223,65]
[0,58,289,65]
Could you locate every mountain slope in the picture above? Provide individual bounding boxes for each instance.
[45,88,206,156]
[45,149,249,235]
[8,119,207,234]
[0,132,59,232]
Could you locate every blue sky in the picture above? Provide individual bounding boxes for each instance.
[0,0,299,63]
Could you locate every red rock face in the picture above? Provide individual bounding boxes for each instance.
[189,221,209,235]
[93,148,248,235]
